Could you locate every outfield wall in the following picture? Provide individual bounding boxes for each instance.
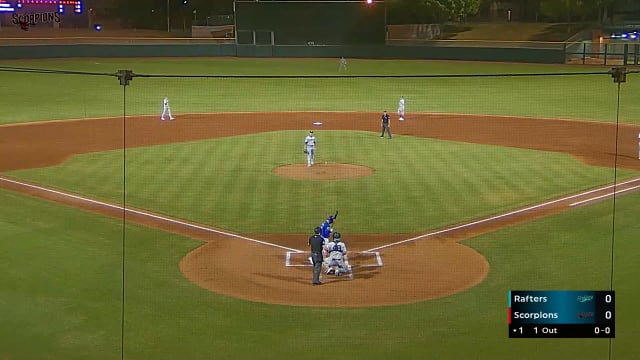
[0,43,566,63]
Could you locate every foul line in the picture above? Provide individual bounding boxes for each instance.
[366,177,640,252]
[570,184,640,207]
[0,176,303,253]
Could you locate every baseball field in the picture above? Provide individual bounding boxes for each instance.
[1,58,639,360]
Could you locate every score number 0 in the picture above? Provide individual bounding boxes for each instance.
[596,293,614,335]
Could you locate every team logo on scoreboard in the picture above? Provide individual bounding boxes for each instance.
[11,11,61,30]
[577,311,594,319]
[576,295,594,303]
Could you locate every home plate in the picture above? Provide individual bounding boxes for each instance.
[312,122,323,126]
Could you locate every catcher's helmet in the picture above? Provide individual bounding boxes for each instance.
[333,232,341,241]
[314,226,321,234]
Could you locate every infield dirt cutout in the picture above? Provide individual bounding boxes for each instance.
[1,112,639,307]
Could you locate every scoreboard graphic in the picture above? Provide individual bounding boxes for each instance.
[0,0,16,12]
[0,0,82,13]
[508,290,615,338]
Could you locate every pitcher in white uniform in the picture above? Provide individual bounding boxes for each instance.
[304,130,316,167]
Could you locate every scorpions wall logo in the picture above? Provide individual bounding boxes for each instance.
[12,11,60,31]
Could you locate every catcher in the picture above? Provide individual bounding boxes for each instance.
[304,130,316,167]
[324,232,352,277]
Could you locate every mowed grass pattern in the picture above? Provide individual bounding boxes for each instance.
[1,187,638,360]
[2,59,638,124]
[2,58,639,360]
[0,189,123,360]
[6,131,635,234]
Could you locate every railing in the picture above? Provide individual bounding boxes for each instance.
[385,38,566,49]
[565,41,640,65]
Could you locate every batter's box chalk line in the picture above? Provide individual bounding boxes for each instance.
[285,251,383,268]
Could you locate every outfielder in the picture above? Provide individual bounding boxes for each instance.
[161,96,175,121]
[398,96,405,121]
[324,232,352,277]
[338,57,347,72]
[304,130,316,167]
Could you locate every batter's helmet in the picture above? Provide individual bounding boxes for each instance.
[327,216,334,224]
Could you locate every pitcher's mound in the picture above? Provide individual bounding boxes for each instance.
[273,163,374,180]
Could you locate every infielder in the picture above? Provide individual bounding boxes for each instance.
[304,130,316,167]
[398,96,405,121]
[338,57,347,72]
[324,232,352,277]
[161,96,175,121]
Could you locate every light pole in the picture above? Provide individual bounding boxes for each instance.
[167,0,170,32]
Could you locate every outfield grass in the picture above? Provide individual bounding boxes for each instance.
[7,131,636,234]
[1,185,637,360]
[1,58,638,124]
[0,189,123,359]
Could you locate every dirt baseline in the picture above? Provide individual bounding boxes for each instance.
[1,112,639,307]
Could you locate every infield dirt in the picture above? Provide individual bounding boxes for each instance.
[1,112,639,306]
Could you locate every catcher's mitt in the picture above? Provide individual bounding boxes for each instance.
[303,149,308,154]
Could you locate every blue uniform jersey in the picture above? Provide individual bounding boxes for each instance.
[320,220,332,239]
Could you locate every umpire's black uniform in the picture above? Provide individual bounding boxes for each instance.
[380,110,392,139]
[309,227,324,285]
